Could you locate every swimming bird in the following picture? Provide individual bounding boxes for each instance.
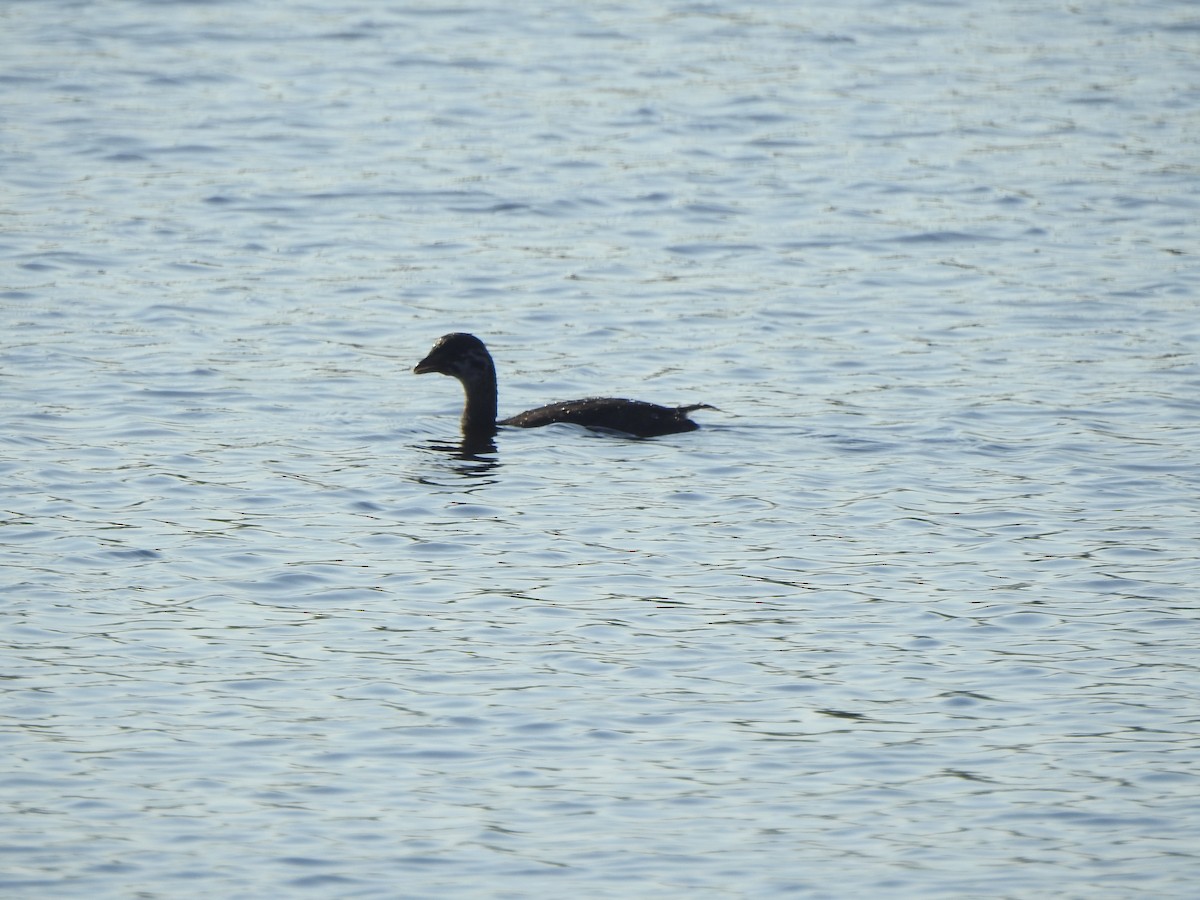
[414,332,712,441]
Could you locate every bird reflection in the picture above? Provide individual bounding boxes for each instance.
[420,437,501,478]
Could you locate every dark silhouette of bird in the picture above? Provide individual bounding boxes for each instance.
[414,333,712,442]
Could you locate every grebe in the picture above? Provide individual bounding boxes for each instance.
[414,333,712,441]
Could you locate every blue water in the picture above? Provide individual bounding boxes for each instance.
[3,1,1199,897]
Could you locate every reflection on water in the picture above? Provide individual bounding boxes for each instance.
[419,437,501,475]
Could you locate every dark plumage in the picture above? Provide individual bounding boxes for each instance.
[414,333,712,441]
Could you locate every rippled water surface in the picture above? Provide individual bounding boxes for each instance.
[3,0,1199,897]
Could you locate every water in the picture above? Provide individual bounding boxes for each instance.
[3,0,1199,896]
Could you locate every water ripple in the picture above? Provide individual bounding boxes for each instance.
[2,0,1198,897]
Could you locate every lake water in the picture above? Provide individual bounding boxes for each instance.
[3,0,1199,897]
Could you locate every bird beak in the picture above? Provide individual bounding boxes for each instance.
[413,354,438,375]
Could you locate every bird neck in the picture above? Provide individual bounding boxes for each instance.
[458,364,498,438]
